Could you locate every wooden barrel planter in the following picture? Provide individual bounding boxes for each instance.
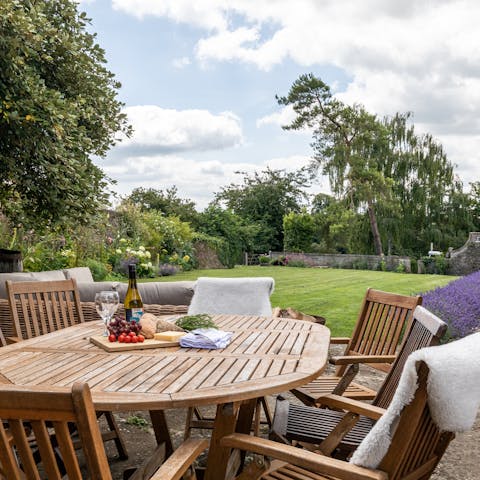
[0,249,23,273]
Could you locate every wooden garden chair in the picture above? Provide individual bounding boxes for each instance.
[270,306,447,457]
[220,359,458,480]
[5,279,128,460]
[0,382,208,480]
[292,288,422,406]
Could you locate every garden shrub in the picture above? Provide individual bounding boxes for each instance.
[352,259,368,270]
[421,271,480,339]
[421,255,448,274]
[158,264,179,276]
[85,259,109,281]
[270,256,287,266]
[285,253,316,268]
[410,258,418,274]
[286,259,307,268]
[259,255,270,265]
[395,262,406,273]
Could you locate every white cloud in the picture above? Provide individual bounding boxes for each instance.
[102,154,265,208]
[117,105,243,154]
[101,151,328,209]
[112,0,480,143]
[256,105,296,128]
[111,0,227,30]
[172,56,191,69]
[106,0,480,200]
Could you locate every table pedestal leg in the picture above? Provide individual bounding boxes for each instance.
[204,398,256,480]
[149,410,173,457]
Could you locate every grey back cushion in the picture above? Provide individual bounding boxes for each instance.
[76,280,195,305]
[187,277,274,316]
[63,267,94,283]
[75,281,120,302]
[0,272,36,298]
[30,270,66,281]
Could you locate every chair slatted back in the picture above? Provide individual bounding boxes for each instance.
[338,288,422,375]
[6,279,84,340]
[374,306,447,409]
[379,361,455,480]
[0,383,112,480]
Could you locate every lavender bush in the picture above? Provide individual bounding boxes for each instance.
[422,270,480,339]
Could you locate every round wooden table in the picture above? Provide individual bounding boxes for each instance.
[0,314,330,479]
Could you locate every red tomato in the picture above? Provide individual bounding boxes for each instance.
[137,335,145,343]
[108,334,116,343]
[123,336,131,343]
[131,336,138,343]
[118,334,126,343]
[128,331,136,337]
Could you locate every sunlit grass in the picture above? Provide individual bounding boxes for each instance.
[145,266,456,336]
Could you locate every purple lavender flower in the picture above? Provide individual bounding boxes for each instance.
[421,270,480,339]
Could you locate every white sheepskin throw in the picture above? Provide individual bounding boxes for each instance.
[350,331,480,469]
[187,277,274,317]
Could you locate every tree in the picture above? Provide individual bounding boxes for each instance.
[195,205,258,267]
[0,0,129,233]
[277,74,391,255]
[311,195,359,253]
[283,209,316,252]
[126,186,198,225]
[215,168,309,251]
[379,113,467,255]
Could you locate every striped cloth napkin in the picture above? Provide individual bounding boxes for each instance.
[179,328,233,349]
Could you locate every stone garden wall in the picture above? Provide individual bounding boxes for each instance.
[447,232,480,275]
[270,251,411,272]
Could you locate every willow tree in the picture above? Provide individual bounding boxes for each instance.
[380,113,466,254]
[277,73,391,255]
[0,0,130,233]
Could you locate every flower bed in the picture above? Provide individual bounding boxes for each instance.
[422,271,480,339]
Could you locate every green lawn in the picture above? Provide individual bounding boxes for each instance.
[145,266,457,336]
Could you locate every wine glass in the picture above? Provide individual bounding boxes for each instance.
[95,291,120,336]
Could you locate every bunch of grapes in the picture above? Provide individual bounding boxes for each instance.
[107,316,142,338]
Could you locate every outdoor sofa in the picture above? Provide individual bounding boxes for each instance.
[0,267,195,339]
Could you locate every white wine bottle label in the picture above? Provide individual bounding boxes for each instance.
[126,308,144,323]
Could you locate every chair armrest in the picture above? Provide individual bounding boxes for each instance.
[314,394,386,420]
[221,433,388,480]
[6,336,21,345]
[330,337,351,344]
[330,355,396,366]
[149,438,209,480]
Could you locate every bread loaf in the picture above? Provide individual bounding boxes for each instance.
[139,313,184,339]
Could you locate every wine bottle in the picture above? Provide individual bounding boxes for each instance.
[124,264,144,322]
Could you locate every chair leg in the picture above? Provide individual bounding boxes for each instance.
[186,397,272,438]
[260,396,272,428]
[184,407,195,439]
[101,411,128,460]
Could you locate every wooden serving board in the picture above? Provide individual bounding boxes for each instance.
[90,335,181,352]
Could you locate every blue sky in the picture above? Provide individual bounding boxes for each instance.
[79,0,480,209]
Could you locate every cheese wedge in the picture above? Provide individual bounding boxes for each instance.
[154,331,186,342]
